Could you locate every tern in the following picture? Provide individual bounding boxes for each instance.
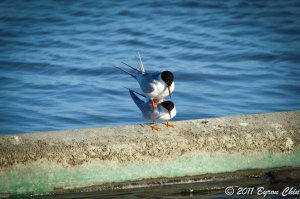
[115,53,174,107]
[128,88,176,131]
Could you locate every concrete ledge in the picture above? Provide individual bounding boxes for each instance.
[0,111,300,197]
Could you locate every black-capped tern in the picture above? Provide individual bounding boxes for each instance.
[115,53,175,107]
[128,88,176,131]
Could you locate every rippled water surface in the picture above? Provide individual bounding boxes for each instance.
[1,0,300,134]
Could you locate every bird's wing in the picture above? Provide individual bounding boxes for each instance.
[113,65,137,79]
[137,72,161,94]
[129,89,148,112]
[118,52,146,79]
[137,74,153,94]
[131,90,147,98]
[129,89,160,121]
[121,62,141,73]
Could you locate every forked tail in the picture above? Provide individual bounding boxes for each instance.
[137,52,146,74]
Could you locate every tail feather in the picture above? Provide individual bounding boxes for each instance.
[137,52,146,74]
[136,56,142,73]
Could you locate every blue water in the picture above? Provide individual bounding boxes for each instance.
[1,0,300,134]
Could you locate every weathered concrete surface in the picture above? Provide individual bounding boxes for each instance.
[1,111,299,168]
[0,111,300,196]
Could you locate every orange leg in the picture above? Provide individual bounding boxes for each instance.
[151,120,160,131]
[165,121,175,128]
[151,99,159,108]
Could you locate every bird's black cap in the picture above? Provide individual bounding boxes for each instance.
[161,71,174,86]
[161,101,174,112]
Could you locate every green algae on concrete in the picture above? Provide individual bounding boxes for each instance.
[1,147,300,195]
[0,111,300,196]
